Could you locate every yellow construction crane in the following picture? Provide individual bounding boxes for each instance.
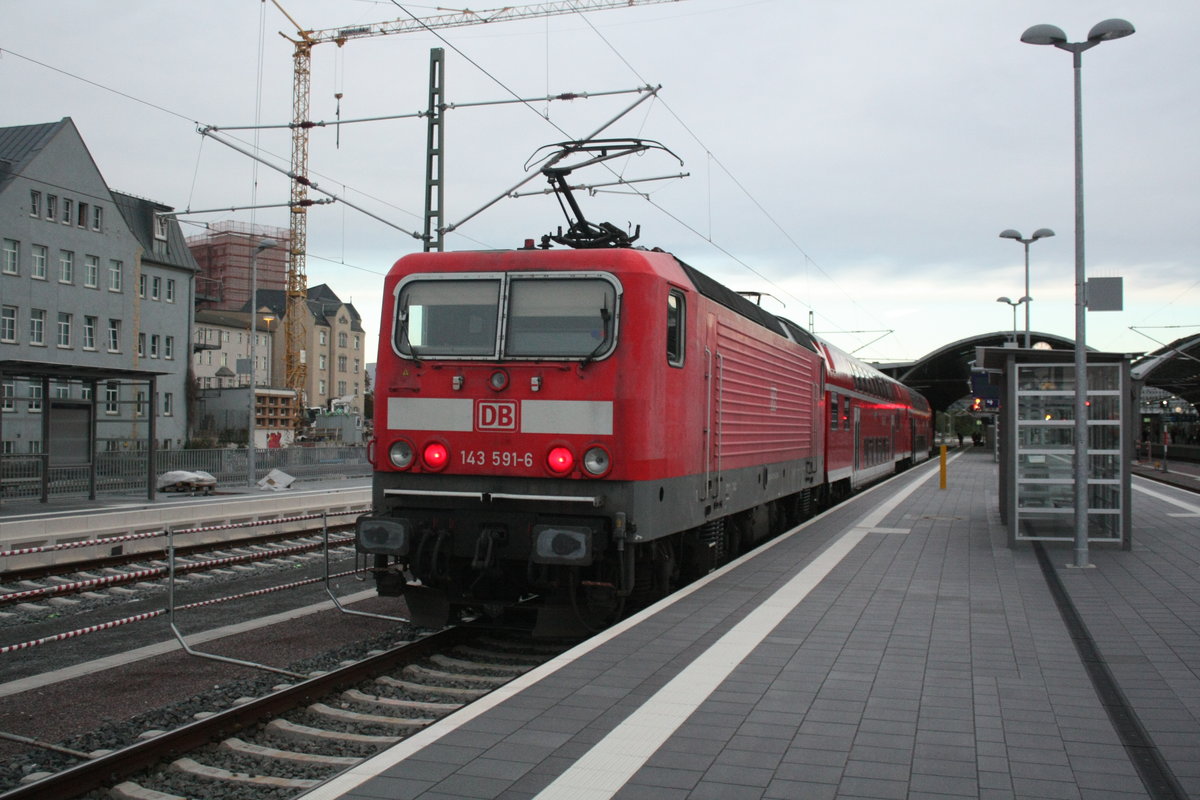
[269,0,685,423]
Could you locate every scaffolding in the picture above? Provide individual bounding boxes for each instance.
[187,221,292,313]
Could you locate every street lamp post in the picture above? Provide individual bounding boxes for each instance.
[998,228,1055,347]
[996,296,1031,344]
[247,238,277,488]
[1020,18,1134,568]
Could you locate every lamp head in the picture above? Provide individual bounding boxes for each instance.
[1021,23,1067,46]
[997,296,1014,305]
[999,229,1023,241]
[1088,18,1135,42]
[1031,228,1055,241]
[256,238,278,252]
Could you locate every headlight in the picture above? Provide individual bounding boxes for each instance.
[582,446,611,477]
[389,440,414,469]
[356,517,411,556]
[532,525,593,565]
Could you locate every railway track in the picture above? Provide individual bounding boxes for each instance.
[1,626,573,800]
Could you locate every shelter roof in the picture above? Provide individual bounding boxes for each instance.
[0,360,167,383]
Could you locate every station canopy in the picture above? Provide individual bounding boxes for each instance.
[882,332,1077,413]
[1131,333,1200,408]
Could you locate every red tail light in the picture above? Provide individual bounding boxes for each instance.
[547,446,574,474]
[423,442,449,471]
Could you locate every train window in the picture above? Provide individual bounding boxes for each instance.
[842,396,851,430]
[505,277,617,359]
[666,289,685,367]
[396,278,500,357]
[830,392,839,431]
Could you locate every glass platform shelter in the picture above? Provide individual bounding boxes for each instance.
[977,347,1133,550]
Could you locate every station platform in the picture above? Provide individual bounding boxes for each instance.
[302,447,1200,800]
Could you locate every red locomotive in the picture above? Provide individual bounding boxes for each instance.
[356,141,931,634]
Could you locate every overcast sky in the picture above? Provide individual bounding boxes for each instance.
[3,0,1196,365]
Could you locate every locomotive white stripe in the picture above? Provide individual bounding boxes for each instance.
[520,400,613,435]
[386,397,613,435]
[387,398,473,431]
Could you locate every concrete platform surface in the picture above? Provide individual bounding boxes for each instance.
[301,448,1199,800]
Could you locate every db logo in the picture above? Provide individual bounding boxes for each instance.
[476,401,518,431]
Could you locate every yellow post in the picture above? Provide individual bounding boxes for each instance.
[939,445,948,489]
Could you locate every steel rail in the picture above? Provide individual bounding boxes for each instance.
[0,626,476,800]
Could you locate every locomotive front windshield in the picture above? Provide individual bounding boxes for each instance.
[396,274,618,360]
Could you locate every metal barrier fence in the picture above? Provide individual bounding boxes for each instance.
[0,445,370,500]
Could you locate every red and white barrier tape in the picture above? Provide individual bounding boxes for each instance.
[0,567,370,655]
[0,506,366,558]
[0,536,353,606]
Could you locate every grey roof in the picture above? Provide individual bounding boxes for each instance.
[0,119,67,192]
[111,191,200,274]
[239,284,364,333]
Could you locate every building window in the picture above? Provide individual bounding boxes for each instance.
[59,250,74,283]
[30,309,45,346]
[138,274,146,298]
[163,392,174,416]
[151,276,161,300]
[29,383,43,413]
[337,355,347,373]
[354,358,360,373]
[83,316,97,350]
[338,332,348,348]
[165,336,175,359]
[2,239,17,275]
[109,260,123,291]
[338,380,347,396]
[77,202,89,228]
[154,215,169,240]
[320,330,327,346]
[135,390,147,417]
[32,245,47,279]
[84,255,99,287]
[107,319,121,352]
[319,379,326,396]
[57,312,72,347]
[166,279,176,303]
[54,380,70,399]
[81,384,92,401]
[1,306,16,343]
[91,205,103,231]
[30,190,41,217]
[1,380,14,412]
[150,334,160,358]
[137,332,146,357]
[354,335,360,351]
[61,198,73,225]
[105,382,119,414]
[46,194,57,220]
[319,354,327,370]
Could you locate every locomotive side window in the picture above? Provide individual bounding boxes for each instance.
[830,391,839,431]
[505,278,617,359]
[396,279,500,357]
[666,289,685,367]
